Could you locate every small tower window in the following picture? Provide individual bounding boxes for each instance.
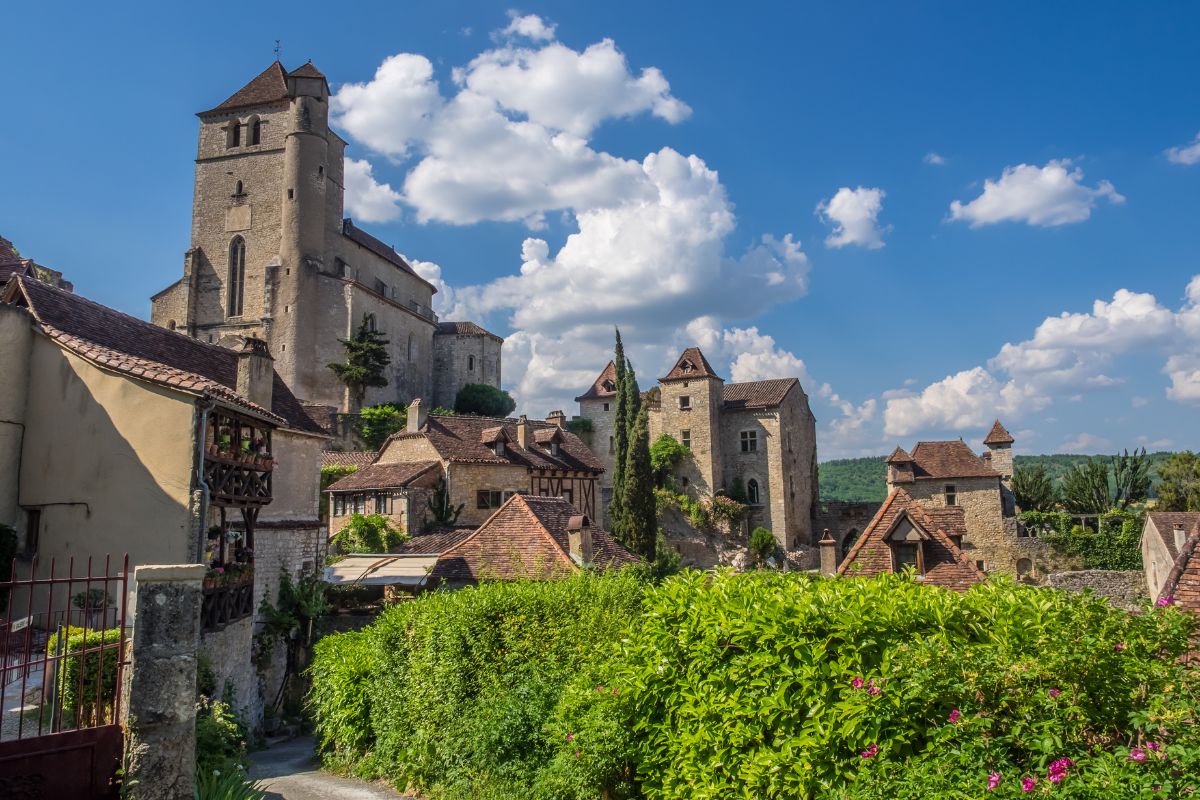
[228,121,241,148]
[468,355,475,372]
[233,180,244,197]
[679,396,691,410]
[680,430,691,449]
[740,430,758,453]
[747,479,760,505]
[250,118,262,145]
[227,236,246,317]
[365,314,377,333]
[945,484,958,506]
[408,333,416,361]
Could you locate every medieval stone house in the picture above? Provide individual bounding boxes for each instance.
[1142,512,1200,607]
[150,61,500,416]
[577,347,818,549]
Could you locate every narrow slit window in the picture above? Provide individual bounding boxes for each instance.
[227,236,246,317]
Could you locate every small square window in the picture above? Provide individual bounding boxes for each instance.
[740,430,758,453]
[477,490,504,509]
[680,430,691,449]
[22,509,40,557]
[945,484,958,506]
[602,403,609,412]
[679,396,691,410]
[893,542,922,574]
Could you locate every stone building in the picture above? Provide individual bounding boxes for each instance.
[150,61,500,415]
[1,274,329,729]
[577,347,818,548]
[0,233,72,290]
[326,460,443,541]
[1142,512,1200,605]
[363,400,604,529]
[881,420,1018,573]
[832,487,985,591]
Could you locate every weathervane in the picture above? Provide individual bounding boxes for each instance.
[274,40,281,60]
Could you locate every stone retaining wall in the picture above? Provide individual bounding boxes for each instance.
[1046,570,1148,612]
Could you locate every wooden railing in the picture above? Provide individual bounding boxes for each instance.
[203,451,273,506]
[201,569,255,632]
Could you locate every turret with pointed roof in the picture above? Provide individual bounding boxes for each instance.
[982,420,1015,481]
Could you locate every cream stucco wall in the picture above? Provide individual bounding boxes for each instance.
[1142,519,1175,602]
[264,429,325,522]
[0,304,34,536]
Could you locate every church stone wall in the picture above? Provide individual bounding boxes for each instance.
[431,332,503,409]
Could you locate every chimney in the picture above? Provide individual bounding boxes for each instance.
[546,410,567,429]
[516,414,530,449]
[1175,523,1188,553]
[568,514,594,566]
[407,397,427,433]
[819,529,839,577]
[236,337,274,411]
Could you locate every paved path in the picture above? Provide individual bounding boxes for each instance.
[248,736,412,800]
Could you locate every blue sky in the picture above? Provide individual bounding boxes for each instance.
[4,2,1199,457]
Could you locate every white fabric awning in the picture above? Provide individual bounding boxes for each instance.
[323,554,440,587]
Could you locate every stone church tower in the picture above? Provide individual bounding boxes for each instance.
[152,61,500,413]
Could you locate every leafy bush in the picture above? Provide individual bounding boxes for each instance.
[1012,464,1057,512]
[308,572,646,797]
[454,383,516,417]
[649,434,689,487]
[566,417,594,435]
[331,513,407,554]
[654,490,745,531]
[1021,510,1144,570]
[355,403,405,450]
[194,766,266,800]
[748,526,777,563]
[195,694,263,800]
[50,626,121,726]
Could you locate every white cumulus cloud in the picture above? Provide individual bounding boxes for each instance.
[330,54,442,159]
[948,159,1125,228]
[816,186,890,249]
[342,158,403,223]
[1166,131,1200,166]
[924,152,947,165]
[498,12,557,42]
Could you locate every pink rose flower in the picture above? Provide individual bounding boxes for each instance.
[987,772,1001,791]
[1115,642,1126,652]
[867,680,881,696]
[948,708,961,723]
[1129,747,1147,762]
[566,733,574,742]
[860,743,879,759]
[851,676,864,689]
[1146,741,1159,751]
[1157,595,1174,608]
[1048,688,1061,699]
[1022,776,1037,793]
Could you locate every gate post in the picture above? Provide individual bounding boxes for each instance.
[122,564,206,800]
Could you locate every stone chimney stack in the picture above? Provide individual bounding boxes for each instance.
[568,514,594,566]
[819,529,839,577]
[516,414,530,449]
[236,337,274,411]
[407,397,427,433]
[1175,523,1188,553]
[546,410,567,429]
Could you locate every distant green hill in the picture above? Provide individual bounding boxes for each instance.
[818,452,1177,503]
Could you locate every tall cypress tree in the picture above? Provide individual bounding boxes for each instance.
[610,329,629,523]
[622,404,657,560]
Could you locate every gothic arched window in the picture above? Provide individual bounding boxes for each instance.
[747,479,760,505]
[250,117,262,145]
[228,236,246,317]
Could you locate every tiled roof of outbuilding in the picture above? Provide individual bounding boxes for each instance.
[908,440,1001,480]
[394,528,477,555]
[983,420,1015,445]
[722,378,798,410]
[384,414,603,472]
[321,451,378,469]
[326,461,441,492]
[887,446,915,463]
[1148,512,1200,561]
[202,61,290,115]
[428,494,638,583]
[3,276,324,434]
[660,347,721,382]
[1159,517,1200,612]
[0,235,31,284]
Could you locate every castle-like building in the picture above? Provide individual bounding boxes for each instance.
[577,347,818,549]
[151,62,500,414]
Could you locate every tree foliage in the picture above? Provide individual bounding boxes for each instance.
[748,526,777,564]
[1011,464,1057,512]
[454,383,516,417]
[648,434,688,487]
[1059,459,1114,514]
[1156,451,1200,511]
[355,403,406,451]
[331,513,407,554]
[328,315,391,405]
[1112,447,1151,509]
[619,406,656,561]
[423,475,464,528]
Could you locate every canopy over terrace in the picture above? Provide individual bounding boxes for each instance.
[322,554,441,588]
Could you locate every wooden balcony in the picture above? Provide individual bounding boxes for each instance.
[204,450,273,506]
[201,568,255,632]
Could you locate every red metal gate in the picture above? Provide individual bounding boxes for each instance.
[0,555,128,799]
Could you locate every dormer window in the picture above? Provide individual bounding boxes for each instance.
[601,380,615,392]
[680,359,694,373]
[886,516,927,576]
[494,441,505,457]
[549,442,560,456]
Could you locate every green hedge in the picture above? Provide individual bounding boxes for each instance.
[311,571,1200,799]
[1021,510,1144,570]
[49,626,121,726]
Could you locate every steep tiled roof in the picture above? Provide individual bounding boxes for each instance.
[909,440,1000,480]
[341,220,436,292]
[394,528,477,555]
[925,507,968,538]
[288,62,326,79]
[326,461,440,492]
[428,494,638,583]
[1160,519,1200,612]
[722,378,798,410]
[3,276,324,434]
[320,451,378,469]
[837,488,985,592]
[202,62,290,115]
[660,347,721,382]
[983,420,1015,445]
[0,235,30,284]
[887,446,915,463]
[1148,512,1200,561]
[576,361,618,402]
[435,321,502,341]
[386,414,603,472]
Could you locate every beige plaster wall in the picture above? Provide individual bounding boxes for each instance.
[0,304,33,533]
[263,429,324,522]
[1142,520,1175,602]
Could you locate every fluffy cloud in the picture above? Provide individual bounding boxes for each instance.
[342,158,403,223]
[884,367,1048,437]
[1059,432,1111,453]
[331,54,441,159]
[816,186,890,249]
[1165,355,1200,403]
[948,159,1125,227]
[498,12,556,42]
[1166,132,1200,166]
[924,152,947,165]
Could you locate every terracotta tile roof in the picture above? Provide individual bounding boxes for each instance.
[0,235,30,284]
[1147,512,1200,561]
[837,488,985,592]
[925,507,968,538]
[887,446,915,463]
[983,420,1015,445]
[722,378,798,410]
[428,494,638,583]
[660,347,721,382]
[341,220,436,292]
[321,451,378,469]
[394,527,477,555]
[3,276,324,434]
[908,440,1000,480]
[326,461,441,492]
[1160,519,1200,612]
[202,62,290,115]
[533,427,564,444]
[288,62,326,79]
[387,414,603,472]
[435,321,502,341]
[576,361,618,401]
